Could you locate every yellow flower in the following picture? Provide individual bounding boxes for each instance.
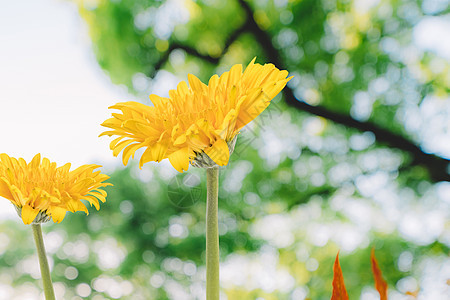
[0,153,111,225]
[101,59,292,172]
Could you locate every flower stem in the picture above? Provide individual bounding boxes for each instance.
[206,166,220,300]
[32,224,56,300]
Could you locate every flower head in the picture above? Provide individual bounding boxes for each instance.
[0,153,111,224]
[101,58,292,172]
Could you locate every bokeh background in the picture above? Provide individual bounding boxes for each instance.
[0,0,449,299]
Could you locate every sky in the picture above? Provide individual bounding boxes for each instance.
[0,0,136,219]
[0,0,133,169]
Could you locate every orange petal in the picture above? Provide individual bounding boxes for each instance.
[21,205,40,225]
[331,252,349,300]
[371,249,388,300]
[204,139,230,166]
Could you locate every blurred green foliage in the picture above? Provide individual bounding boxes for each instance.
[1,0,449,299]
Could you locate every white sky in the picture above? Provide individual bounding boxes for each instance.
[0,0,136,169]
[0,0,138,219]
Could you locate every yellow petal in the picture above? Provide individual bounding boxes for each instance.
[89,191,106,204]
[174,134,187,145]
[188,74,207,94]
[208,74,219,92]
[112,139,135,157]
[149,94,169,107]
[21,205,40,225]
[235,89,269,129]
[246,57,257,70]
[110,136,124,149]
[50,206,67,223]
[139,139,169,167]
[29,153,41,169]
[66,199,78,212]
[204,139,230,166]
[41,157,50,169]
[92,188,107,197]
[0,153,12,166]
[98,130,119,137]
[218,109,238,140]
[0,178,14,200]
[227,63,243,88]
[76,202,89,214]
[262,77,291,99]
[177,80,190,98]
[110,101,153,115]
[10,185,26,206]
[122,143,143,166]
[84,195,100,209]
[59,163,71,174]
[168,147,190,172]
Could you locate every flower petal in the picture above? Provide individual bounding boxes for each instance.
[371,249,388,300]
[235,88,269,129]
[50,206,67,223]
[122,143,144,166]
[204,139,230,166]
[21,205,40,225]
[29,153,41,169]
[168,147,190,172]
[227,63,243,89]
[150,94,169,107]
[188,74,207,94]
[0,178,14,200]
[139,139,169,167]
[331,252,349,300]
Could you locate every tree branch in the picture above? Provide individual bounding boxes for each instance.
[151,19,250,77]
[237,0,450,182]
[152,43,218,77]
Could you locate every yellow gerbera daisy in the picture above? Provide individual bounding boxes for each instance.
[101,58,292,172]
[0,153,111,224]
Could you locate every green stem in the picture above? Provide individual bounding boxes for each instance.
[206,166,220,300]
[32,224,56,300]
